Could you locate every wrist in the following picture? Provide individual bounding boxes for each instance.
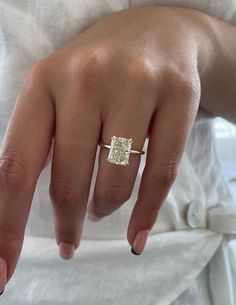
[194,12,236,79]
[187,10,236,122]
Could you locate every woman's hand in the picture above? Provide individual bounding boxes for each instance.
[0,5,234,291]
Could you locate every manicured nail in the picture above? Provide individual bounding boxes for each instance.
[0,257,7,294]
[87,212,103,222]
[131,229,150,255]
[59,242,75,260]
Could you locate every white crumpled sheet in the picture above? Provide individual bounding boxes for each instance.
[2,231,221,305]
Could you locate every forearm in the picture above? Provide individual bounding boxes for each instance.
[195,11,236,124]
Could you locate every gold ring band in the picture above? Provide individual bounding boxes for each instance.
[98,143,145,155]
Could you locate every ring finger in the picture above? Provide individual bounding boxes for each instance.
[87,96,156,220]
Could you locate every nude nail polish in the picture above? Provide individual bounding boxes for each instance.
[131,229,150,255]
[59,242,75,260]
[0,257,7,294]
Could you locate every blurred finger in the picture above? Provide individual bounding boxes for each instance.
[127,75,200,254]
[0,62,54,289]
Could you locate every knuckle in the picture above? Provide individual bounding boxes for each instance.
[49,180,83,208]
[68,47,156,94]
[26,61,48,83]
[56,227,79,239]
[68,46,113,89]
[126,57,156,84]
[0,152,33,189]
[95,185,131,206]
[22,60,50,93]
[0,228,22,257]
[0,228,22,261]
[164,66,200,100]
[84,46,113,69]
[148,163,178,188]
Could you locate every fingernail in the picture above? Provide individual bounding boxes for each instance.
[131,229,150,255]
[87,212,103,222]
[0,257,7,294]
[59,242,75,260]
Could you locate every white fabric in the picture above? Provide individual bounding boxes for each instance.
[208,204,236,234]
[0,1,236,304]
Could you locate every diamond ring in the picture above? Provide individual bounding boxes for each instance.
[98,136,145,166]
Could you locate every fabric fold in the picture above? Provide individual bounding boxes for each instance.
[3,230,222,305]
[207,202,236,235]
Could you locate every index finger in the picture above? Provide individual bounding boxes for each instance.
[0,61,54,290]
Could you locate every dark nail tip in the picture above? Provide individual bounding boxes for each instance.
[131,247,140,255]
[0,289,5,296]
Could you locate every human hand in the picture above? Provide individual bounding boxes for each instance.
[0,5,220,292]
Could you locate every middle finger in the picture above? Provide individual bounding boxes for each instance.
[49,90,102,259]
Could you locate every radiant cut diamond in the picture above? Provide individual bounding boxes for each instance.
[107,136,133,166]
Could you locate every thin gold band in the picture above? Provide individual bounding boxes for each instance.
[98,142,145,155]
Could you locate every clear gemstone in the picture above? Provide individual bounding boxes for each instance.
[107,136,133,166]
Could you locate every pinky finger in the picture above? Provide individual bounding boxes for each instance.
[127,75,200,254]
